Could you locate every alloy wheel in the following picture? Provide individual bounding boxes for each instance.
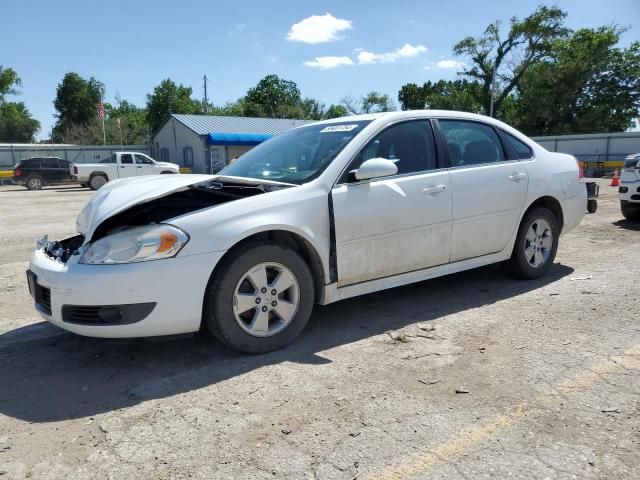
[232,262,300,337]
[524,218,553,268]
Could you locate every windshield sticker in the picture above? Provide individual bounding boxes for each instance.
[320,124,359,133]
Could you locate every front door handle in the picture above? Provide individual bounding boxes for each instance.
[509,172,528,182]
[422,185,447,195]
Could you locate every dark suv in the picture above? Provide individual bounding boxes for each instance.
[12,157,75,190]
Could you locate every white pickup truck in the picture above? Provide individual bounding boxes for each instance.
[71,152,180,190]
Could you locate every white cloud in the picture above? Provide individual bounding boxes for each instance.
[304,56,354,69]
[357,43,427,64]
[287,13,353,44]
[436,59,465,69]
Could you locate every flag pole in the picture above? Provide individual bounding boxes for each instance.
[102,115,106,145]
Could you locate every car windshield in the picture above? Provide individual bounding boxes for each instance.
[219,121,371,184]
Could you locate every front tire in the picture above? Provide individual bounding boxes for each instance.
[509,207,559,279]
[621,201,640,221]
[587,199,597,214]
[203,243,315,354]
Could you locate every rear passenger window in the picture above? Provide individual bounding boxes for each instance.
[347,120,437,180]
[41,159,58,168]
[120,154,133,164]
[440,120,505,167]
[503,132,533,160]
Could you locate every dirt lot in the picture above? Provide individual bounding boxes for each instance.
[0,180,638,480]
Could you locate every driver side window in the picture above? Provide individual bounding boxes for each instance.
[135,154,153,165]
[342,120,437,182]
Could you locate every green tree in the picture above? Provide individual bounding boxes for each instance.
[323,104,348,119]
[341,92,395,115]
[0,66,21,101]
[0,66,40,142]
[145,79,201,132]
[0,102,40,142]
[516,28,640,134]
[53,72,105,141]
[454,5,569,117]
[398,80,483,112]
[244,75,303,118]
[106,96,149,144]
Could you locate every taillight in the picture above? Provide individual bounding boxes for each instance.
[575,158,585,182]
[14,167,22,177]
[73,165,78,175]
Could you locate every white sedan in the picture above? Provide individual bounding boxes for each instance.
[27,111,586,353]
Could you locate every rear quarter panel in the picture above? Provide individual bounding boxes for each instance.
[524,148,585,235]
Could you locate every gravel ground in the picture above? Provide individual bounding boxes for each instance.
[0,179,638,480]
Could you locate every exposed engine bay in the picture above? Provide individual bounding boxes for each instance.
[91,180,288,242]
[39,234,85,263]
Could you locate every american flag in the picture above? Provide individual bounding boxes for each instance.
[97,101,105,119]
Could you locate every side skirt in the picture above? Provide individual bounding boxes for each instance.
[320,250,510,305]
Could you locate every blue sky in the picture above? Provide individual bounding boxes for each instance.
[3,0,639,139]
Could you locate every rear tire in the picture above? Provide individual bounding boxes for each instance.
[89,174,108,190]
[26,175,44,190]
[621,201,640,221]
[509,207,559,279]
[587,199,597,214]
[203,243,315,354]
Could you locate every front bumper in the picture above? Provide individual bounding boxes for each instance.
[619,181,640,203]
[28,247,225,338]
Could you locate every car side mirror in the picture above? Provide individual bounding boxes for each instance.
[350,158,398,181]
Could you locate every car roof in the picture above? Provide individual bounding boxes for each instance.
[300,109,508,127]
[299,109,531,141]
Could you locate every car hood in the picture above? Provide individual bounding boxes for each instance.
[155,161,179,169]
[76,174,293,241]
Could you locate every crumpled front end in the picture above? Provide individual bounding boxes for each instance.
[27,235,224,337]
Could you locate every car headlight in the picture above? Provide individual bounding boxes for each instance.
[79,225,189,265]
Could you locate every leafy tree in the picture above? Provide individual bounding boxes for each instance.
[106,96,149,144]
[398,80,483,112]
[244,75,303,118]
[53,72,105,141]
[0,102,40,142]
[516,27,640,134]
[323,104,348,119]
[341,92,395,115]
[146,79,201,132]
[454,5,569,117]
[0,66,40,142]
[0,66,21,102]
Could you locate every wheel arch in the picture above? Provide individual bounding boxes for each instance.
[522,195,564,233]
[209,229,327,306]
[89,171,108,180]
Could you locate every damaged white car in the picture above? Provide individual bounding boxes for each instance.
[27,111,586,353]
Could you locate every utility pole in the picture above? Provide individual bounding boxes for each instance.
[203,75,209,114]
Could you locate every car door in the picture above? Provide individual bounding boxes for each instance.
[331,120,452,286]
[134,154,155,176]
[438,119,529,262]
[117,153,137,178]
[56,159,72,183]
[39,158,62,184]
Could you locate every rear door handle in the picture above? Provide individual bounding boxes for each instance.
[508,173,528,182]
[422,185,447,195]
